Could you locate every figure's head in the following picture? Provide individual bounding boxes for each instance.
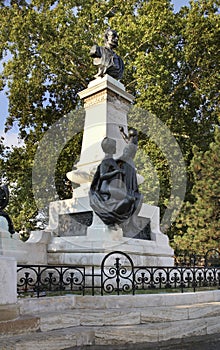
[101,137,116,155]
[104,29,119,49]
[128,128,138,137]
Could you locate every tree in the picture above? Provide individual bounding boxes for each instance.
[173,126,220,254]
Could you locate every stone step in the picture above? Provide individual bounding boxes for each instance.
[73,290,220,309]
[17,290,220,315]
[1,314,220,350]
[38,301,220,332]
[0,315,40,337]
[0,325,94,350]
[2,292,220,349]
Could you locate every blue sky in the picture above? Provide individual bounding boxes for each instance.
[0,0,190,145]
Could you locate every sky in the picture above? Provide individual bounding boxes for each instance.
[0,0,190,146]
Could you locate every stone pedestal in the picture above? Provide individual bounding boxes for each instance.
[47,75,134,236]
[45,75,174,266]
[0,255,19,321]
[47,202,174,266]
[76,75,134,165]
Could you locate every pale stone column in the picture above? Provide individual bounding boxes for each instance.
[0,255,19,321]
[67,75,134,189]
[77,75,134,168]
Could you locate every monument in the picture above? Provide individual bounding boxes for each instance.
[0,29,174,266]
[42,29,174,266]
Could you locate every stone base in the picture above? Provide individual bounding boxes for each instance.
[0,315,40,337]
[46,200,174,266]
[47,235,174,266]
[0,255,17,305]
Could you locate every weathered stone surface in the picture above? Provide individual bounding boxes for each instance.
[74,291,220,310]
[158,318,207,342]
[81,309,140,327]
[2,289,220,349]
[141,305,189,323]
[40,311,80,331]
[0,304,19,322]
[0,326,94,350]
[0,315,40,337]
[206,315,220,335]
[95,324,159,345]
[0,256,17,305]
[18,295,76,315]
[187,302,220,319]
[39,308,141,331]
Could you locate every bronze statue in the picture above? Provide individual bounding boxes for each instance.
[0,184,15,234]
[119,126,138,146]
[90,29,124,80]
[89,136,142,229]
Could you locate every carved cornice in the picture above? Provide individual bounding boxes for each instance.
[84,88,131,108]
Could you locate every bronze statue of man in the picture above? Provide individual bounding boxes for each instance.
[90,29,124,80]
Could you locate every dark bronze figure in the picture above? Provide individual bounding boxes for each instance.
[0,184,15,234]
[119,126,138,146]
[90,29,124,80]
[89,136,142,229]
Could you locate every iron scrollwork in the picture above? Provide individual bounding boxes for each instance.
[17,250,220,297]
[100,251,135,295]
[17,265,85,297]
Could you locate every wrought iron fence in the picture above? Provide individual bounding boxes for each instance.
[174,248,220,267]
[17,250,220,298]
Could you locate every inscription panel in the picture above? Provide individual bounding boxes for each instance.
[58,212,93,237]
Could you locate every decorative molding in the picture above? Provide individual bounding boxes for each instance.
[84,89,131,108]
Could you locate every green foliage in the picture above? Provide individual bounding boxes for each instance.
[173,127,220,254]
[0,0,219,244]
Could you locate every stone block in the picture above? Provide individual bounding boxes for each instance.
[0,304,19,321]
[141,306,189,323]
[0,315,40,337]
[0,230,27,263]
[95,324,159,345]
[18,295,76,315]
[40,311,80,331]
[187,302,220,320]
[0,256,17,305]
[0,326,95,350]
[158,318,207,342]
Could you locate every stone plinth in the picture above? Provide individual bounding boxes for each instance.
[0,256,17,312]
[77,75,134,166]
[47,203,174,266]
[0,255,17,304]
